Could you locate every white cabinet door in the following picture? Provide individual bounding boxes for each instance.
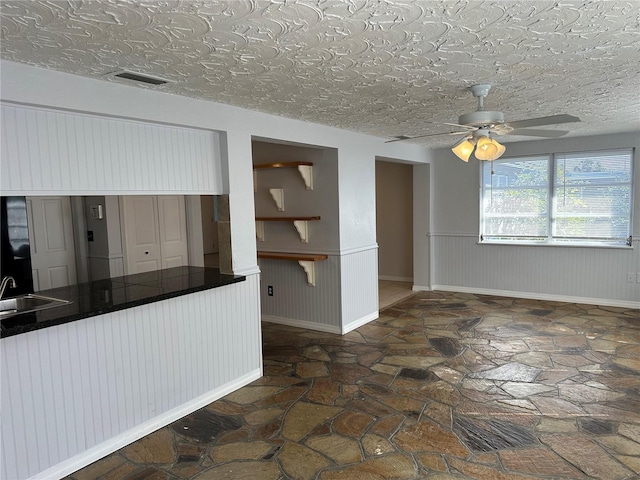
[27,196,77,290]
[122,195,188,274]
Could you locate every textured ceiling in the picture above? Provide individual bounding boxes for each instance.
[1,0,639,147]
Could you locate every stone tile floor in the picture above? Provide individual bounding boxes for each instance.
[67,292,640,479]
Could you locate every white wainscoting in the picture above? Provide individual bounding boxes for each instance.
[259,255,341,331]
[431,233,640,308]
[259,247,381,334]
[340,246,379,333]
[1,275,262,480]
[1,103,223,195]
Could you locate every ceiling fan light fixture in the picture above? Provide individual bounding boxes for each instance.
[474,136,505,161]
[451,137,476,162]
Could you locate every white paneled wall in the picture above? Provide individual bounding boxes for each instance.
[340,246,379,333]
[260,256,342,332]
[1,103,223,195]
[1,276,262,480]
[432,234,640,307]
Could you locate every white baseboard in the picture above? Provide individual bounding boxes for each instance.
[432,285,640,310]
[341,311,379,334]
[31,369,262,480]
[262,314,342,334]
[379,275,413,282]
[412,285,431,292]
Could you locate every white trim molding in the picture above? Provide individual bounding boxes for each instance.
[29,370,261,480]
[262,315,341,334]
[432,285,640,310]
[379,275,413,282]
[341,311,379,334]
[412,285,431,292]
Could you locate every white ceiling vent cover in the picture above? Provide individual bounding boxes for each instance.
[105,70,170,86]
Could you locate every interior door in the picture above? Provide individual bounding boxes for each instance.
[27,196,78,290]
[158,195,189,268]
[122,196,162,274]
[122,195,189,274]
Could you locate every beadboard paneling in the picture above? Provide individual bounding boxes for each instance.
[340,246,379,333]
[1,276,262,480]
[259,255,341,330]
[1,103,223,195]
[432,234,640,307]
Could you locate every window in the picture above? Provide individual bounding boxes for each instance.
[480,148,634,246]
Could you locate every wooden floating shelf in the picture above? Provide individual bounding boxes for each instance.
[253,161,313,170]
[255,216,321,243]
[253,161,314,190]
[257,251,328,286]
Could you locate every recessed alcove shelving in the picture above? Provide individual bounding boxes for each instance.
[255,216,321,243]
[253,161,313,190]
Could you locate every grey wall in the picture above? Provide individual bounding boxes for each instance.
[430,132,640,306]
[84,196,123,280]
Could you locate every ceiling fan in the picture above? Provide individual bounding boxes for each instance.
[387,84,580,161]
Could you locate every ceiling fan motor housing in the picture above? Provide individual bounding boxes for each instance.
[458,110,504,128]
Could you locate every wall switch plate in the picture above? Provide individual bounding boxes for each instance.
[628,273,635,283]
[637,273,640,284]
[89,204,103,219]
[267,285,273,296]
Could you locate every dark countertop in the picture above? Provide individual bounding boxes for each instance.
[0,266,246,338]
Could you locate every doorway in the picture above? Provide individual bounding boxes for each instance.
[375,160,414,308]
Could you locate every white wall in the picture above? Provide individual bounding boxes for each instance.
[430,132,640,307]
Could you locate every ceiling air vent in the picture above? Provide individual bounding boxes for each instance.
[106,70,170,86]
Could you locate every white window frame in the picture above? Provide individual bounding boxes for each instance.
[479,148,634,248]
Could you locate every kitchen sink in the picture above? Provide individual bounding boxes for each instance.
[0,294,72,319]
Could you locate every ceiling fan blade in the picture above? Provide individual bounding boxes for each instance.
[508,128,570,138]
[385,131,468,143]
[443,122,476,130]
[504,114,580,129]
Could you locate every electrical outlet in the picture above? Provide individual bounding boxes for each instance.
[267,285,273,296]
[637,272,640,284]
[628,273,635,283]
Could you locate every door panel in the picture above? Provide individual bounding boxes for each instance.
[122,196,188,274]
[158,196,188,269]
[48,265,70,289]
[164,256,185,269]
[122,196,162,274]
[27,196,77,291]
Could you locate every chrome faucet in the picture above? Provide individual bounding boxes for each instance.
[0,276,17,299]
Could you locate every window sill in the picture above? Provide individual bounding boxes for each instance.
[477,240,633,250]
